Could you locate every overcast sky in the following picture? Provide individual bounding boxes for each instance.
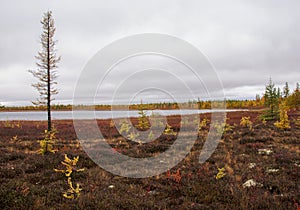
[0,0,299,106]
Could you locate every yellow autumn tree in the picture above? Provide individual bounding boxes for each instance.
[274,101,290,129]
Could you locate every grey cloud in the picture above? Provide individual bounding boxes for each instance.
[0,0,299,105]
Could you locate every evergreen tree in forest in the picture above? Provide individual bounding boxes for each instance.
[277,87,282,99]
[263,78,280,120]
[283,82,290,98]
[286,82,300,109]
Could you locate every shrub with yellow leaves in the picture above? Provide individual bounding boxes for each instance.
[127,132,139,141]
[274,101,290,129]
[213,122,234,135]
[54,154,85,176]
[199,118,209,130]
[216,167,226,179]
[54,154,85,199]
[38,128,57,154]
[63,177,83,199]
[137,109,150,130]
[240,116,253,130]
[164,123,176,136]
[119,120,131,134]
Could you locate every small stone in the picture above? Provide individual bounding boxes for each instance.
[148,190,159,195]
[108,185,115,189]
[243,179,263,188]
[258,148,273,155]
[266,168,279,173]
[248,163,256,169]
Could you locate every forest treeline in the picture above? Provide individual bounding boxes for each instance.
[1,80,299,112]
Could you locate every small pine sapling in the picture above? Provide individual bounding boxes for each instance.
[199,118,209,130]
[11,135,19,142]
[240,116,253,131]
[137,109,150,130]
[213,122,233,135]
[274,101,290,129]
[164,123,176,136]
[39,127,57,154]
[216,167,226,179]
[54,154,85,199]
[63,177,82,199]
[15,121,22,128]
[4,120,14,128]
[127,132,140,142]
[54,154,85,176]
[119,120,131,134]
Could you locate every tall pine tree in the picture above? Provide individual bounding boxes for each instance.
[29,11,60,131]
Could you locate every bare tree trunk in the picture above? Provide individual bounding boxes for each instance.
[47,17,51,132]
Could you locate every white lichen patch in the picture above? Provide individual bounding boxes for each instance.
[258,148,273,155]
[242,179,263,188]
[248,163,256,169]
[266,168,279,173]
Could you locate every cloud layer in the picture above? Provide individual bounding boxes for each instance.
[0,0,299,105]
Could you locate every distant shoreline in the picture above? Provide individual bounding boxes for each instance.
[0,107,257,112]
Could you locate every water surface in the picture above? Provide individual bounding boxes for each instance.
[0,109,243,121]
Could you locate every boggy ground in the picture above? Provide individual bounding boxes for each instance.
[0,111,299,209]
